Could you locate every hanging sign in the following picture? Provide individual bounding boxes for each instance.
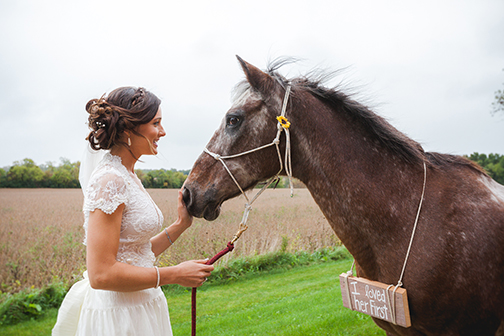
[339,273,411,328]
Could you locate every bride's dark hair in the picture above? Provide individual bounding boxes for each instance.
[85,87,161,150]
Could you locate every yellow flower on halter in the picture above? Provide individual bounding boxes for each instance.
[276,116,291,129]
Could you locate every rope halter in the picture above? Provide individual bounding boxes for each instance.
[203,84,294,229]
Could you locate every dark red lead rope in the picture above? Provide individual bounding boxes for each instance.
[191,242,235,336]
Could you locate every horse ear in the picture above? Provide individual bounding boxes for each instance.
[236,55,275,93]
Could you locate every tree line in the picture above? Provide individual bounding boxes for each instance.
[0,158,190,189]
[0,153,503,188]
[465,153,504,185]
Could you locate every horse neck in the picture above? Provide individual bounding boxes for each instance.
[288,95,424,279]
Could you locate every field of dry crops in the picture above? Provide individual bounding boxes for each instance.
[0,188,339,292]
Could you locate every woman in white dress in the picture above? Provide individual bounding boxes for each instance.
[53,87,214,335]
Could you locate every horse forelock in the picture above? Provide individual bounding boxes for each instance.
[231,80,254,105]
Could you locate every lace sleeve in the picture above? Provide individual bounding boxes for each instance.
[83,171,129,215]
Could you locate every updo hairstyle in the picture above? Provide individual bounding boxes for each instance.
[86,87,161,150]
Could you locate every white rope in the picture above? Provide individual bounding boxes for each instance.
[203,84,294,227]
[346,161,427,283]
[348,260,356,276]
[206,141,277,160]
[397,161,427,287]
[386,284,400,325]
[284,128,293,196]
[280,85,291,117]
[345,161,427,325]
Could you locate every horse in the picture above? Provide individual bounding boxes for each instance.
[182,56,504,336]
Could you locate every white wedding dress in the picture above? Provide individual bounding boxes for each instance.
[53,153,172,335]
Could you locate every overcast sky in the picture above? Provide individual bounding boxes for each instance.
[1,0,503,171]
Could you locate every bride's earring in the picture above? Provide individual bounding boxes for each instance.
[128,137,131,146]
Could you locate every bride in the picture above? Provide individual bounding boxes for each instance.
[52,87,213,335]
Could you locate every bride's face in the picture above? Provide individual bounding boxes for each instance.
[131,108,166,156]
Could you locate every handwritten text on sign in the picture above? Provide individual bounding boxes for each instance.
[339,274,411,328]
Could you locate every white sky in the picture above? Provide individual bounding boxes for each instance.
[1,0,503,170]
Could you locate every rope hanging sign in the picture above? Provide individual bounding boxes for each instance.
[339,161,426,328]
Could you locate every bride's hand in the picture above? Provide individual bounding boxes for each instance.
[173,260,214,288]
[177,189,193,228]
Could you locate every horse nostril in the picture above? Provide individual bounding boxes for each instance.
[182,187,191,207]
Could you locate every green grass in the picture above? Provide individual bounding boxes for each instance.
[0,308,58,336]
[171,258,384,335]
[0,258,385,335]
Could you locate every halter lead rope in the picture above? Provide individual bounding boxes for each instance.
[192,85,293,336]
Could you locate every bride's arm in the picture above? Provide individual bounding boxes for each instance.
[86,202,212,291]
[150,190,192,257]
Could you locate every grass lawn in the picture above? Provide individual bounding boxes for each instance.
[1,258,385,335]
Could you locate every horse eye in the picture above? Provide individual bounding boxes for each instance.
[227,116,241,127]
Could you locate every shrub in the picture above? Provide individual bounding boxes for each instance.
[162,246,350,294]
[0,282,67,326]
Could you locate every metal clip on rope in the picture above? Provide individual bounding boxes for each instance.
[231,223,248,244]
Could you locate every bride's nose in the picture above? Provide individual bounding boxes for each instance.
[159,126,166,137]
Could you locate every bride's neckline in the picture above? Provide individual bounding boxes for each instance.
[102,152,162,223]
[104,153,145,189]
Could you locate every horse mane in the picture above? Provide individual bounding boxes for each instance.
[265,58,488,175]
[266,59,425,165]
[425,152,488,175]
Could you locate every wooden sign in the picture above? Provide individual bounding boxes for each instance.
[339,273,411,328]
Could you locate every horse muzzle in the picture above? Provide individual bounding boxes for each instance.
[182,185,222,221]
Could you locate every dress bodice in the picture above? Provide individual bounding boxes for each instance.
[82,153,163,268]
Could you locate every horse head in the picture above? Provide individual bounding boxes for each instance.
[183,56,290,220]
